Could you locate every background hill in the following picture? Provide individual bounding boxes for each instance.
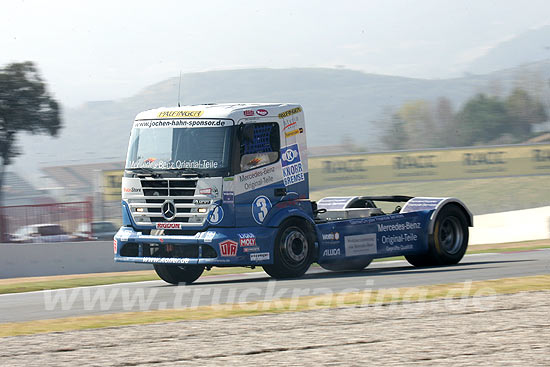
[13,59,550,184]
[466,25,550,74]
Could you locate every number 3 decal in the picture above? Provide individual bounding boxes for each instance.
[208,205,224,225]
[252,196,272,224]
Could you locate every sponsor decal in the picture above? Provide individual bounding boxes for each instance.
[280,144,305,186]
[142,257,190,264]
[281,145,300,165]
[243,246,260,253]
[133,119,226,128]
[123,187,142,193]
[194,199,211,205]
[127,159,220,170]
[278,107,302,119]
[219,239,238,257]
[200,187,219,197]
[322,248,341,257]
[238,233,257,247]
[283,120,297,130]
[322,232,340,241]
[385,244,414,252]
[284,128,303,138]
[345,234,377,256]
[250,252,270,261]
[533,148,550,162]
[113,239,117,254]
[256,109,268,116]
[244,110,254,116]
[322,158,366,173]
[194,231,216,242]
[208,206,224,225]
[252,196,272,224]
[203,231,216,243]
[223,191,235,203]
[400,198,443,213]
[156,222,182,230]
[377,222,421,232]
[393,155,437,169]
[238,166,276,192]
[463,151,506,165]
[382,233,418,246]
[157,110,204,118]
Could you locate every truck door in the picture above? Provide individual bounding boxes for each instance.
[233,122,284,227]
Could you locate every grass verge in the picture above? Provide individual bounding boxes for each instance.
[1,274,549,338]
[0,240,548,295]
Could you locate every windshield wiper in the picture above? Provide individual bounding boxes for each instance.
[178,168,207,177]
[127,167,161,177]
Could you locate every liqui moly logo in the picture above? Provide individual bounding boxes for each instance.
[239,233,256,247]
[219,240,238,257]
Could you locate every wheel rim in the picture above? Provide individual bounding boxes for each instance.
[438,216,463,255]
[282,228,308,264]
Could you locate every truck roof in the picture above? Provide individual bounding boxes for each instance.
[135,103,302,121]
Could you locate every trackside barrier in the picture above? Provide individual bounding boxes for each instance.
[0,207,548,278]
[0,241,151,278]
[469,206,550,245]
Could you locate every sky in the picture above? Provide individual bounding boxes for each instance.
[1,0,550,107]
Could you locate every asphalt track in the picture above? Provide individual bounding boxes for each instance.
[1,249,549,323]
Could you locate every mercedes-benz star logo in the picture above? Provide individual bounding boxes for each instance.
[161,200,176,221]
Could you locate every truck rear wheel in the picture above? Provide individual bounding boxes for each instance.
[320,259,372,272]
[263,219,313,279]
[405,205,469,267]
[154,264,204,285]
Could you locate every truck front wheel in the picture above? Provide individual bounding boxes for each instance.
[154,264,205,285]
[263,220,313,279]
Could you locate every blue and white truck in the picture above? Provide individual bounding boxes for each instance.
[114,103,473,284]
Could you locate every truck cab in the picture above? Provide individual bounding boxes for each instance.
[115,103,472,284]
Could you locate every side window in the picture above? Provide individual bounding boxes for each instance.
[240,122,280,172]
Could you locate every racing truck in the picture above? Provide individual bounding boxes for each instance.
[114,103,473,284]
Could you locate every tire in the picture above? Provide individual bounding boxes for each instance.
[405,205,469,267]
[262,219,314,279]
[154,264,204,285]
[320,259,372,272]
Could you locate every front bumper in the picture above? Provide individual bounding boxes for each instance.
[114,226,276,266]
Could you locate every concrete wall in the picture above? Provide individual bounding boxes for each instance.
[1,206,549,279]
[0,241,151,279]
[469,206,550,245]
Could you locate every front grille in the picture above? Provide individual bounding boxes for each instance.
[126,176,213,226]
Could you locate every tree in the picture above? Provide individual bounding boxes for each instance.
[505,88,547,138]
[454,94,509,146]
[381,112,409,150]
[433,97,456,147]
[0,61,62,212]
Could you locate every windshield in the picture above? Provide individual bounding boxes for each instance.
[125,120,233,173]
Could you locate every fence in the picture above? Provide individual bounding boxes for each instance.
[0,201,93,242]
